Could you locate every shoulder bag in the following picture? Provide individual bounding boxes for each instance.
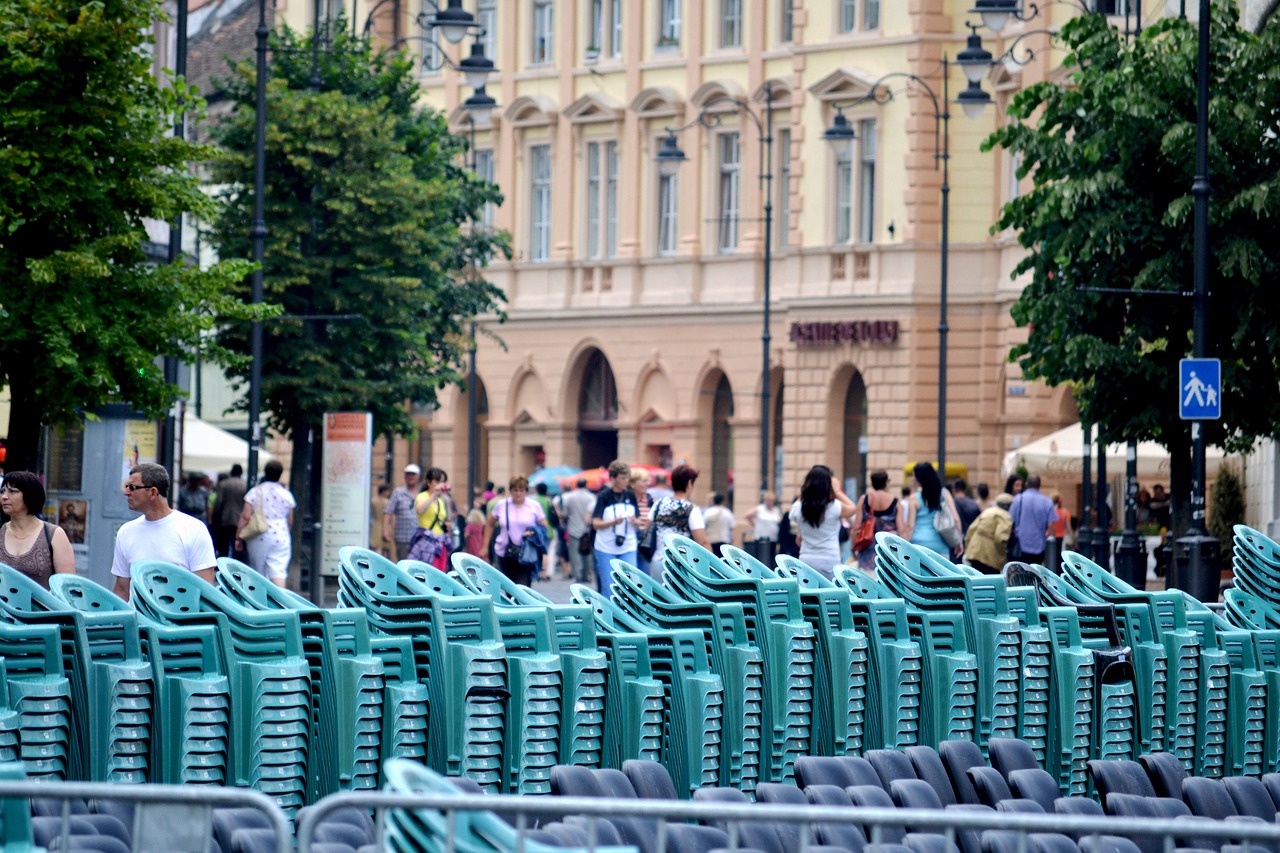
[1007,500,1024,562]
[241,503,269,541]
[853,496,876,554]
[933,497,963,550]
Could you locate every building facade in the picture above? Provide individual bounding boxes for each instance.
[363,0,1096,506]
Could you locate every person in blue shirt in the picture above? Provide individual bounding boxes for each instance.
[1008,474,1057,564]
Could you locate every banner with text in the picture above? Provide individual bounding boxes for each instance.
[320,412,372,575]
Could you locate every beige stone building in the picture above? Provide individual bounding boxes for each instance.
[348,0,1115,506]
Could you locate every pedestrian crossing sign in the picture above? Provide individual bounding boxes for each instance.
[1179,358,1221,420]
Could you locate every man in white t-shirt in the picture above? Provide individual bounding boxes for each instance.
[112,463,218,600]
[702,493,736,557]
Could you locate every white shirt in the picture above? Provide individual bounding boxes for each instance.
[111,510,217,578]
[789,499,844,578]
[703,505,735,544]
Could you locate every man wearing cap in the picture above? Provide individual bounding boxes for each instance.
[964,492,1015,575]
[382,464,422,562]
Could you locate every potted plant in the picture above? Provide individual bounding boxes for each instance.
[584,44,600,61]
[656,35,679,49]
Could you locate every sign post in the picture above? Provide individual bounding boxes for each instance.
[1174,357,1221,601]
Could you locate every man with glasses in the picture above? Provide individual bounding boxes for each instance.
[111,462,217,599]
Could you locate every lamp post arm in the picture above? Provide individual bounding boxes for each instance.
[831,72,944,168]
[663,96,766,139]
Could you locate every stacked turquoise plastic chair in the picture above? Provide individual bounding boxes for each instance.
[0,763,38,853]
[130,561,312,815]
[776,554,921,750]
[752,556,868,757]
[609,561,762,791]
[1062,551,1226,776]
[405,561,564,794]
[1004,565,1131,795]
[450,555,609,769]
[215,559,387,796]
[835,566,976,746]
[1232,525,1280,608]
[1223,587,1280,773]
[0,567,152,784]
[337,547,507,790]
[383,758,637,853]
[0,617,70,781]
[873,535,1024,751]
[85,583,233,789]
[569,583,720,795]
[662,537,815,784]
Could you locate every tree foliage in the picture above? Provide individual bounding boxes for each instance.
[206,24,509,442]
[985,3,1280,456]
[0,0,259,470]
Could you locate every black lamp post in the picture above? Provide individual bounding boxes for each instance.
[654,82,775,501]
[823,63,986,479]
[462,85,497,511]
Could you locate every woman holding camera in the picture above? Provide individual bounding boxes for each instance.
[590,459,640,598]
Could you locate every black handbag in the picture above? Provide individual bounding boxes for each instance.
[638,523,658,562]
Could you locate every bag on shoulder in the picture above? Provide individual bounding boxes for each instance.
[853,497,876,554]
[933,501,963,550]
[241,504,269,541]
[578,529,595,555]
[1006,527,1023,562]
[638,523,658,563]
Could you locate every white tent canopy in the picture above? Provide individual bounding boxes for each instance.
[182,413,272,476]
[1002,424,1226,481]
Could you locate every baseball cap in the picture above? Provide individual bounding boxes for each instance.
[404,464,422,475]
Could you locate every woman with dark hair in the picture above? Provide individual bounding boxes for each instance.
[851,470,903,572]
[903,462,962,558]
[645,464,711,583]
[0,471,75,588]
[1004,475,1024,497]
[787,465,856,579]
[237,460,295,587]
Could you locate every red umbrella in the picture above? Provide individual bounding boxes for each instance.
[558,467,609,491]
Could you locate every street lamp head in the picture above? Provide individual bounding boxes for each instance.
[956,27,995,84]
[956,79,995,120]
[458,40,495,89]
[463,86,497,126]
[428,0,476,44]
[655,132,687,176]
[821,111,857,161]
[969,0,1020,33]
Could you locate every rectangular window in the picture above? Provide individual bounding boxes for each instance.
[1008,150,1022,202]
[530,144,552,261]
[477,0,496,61]
[589,0,603,56]
[420,15,441,76]
[586,143,601,258]
[658,171,678,255]
[718,132,740,252]
[835,148,853,244]
[839,0,856,32]
[865,0,879,29]
[659,0,680,46]
[585,141,619,259]
[611,0,623,56]
[777,127,791,248]
[858,119,877,242]
[532,0,553,64]
[721,0,741,48]
[474,149,495,229]
[781,0,794,42]
[605,142,618,256]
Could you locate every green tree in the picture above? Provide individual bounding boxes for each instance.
[0,0,258,470]
[985,3,1280,529]
[206,25,508,502]
[1208,463,1245,550]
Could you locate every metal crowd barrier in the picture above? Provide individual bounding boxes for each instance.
[0,779,291,853]
[297,788,1280,853]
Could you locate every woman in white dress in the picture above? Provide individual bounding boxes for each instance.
[236,460,296,586]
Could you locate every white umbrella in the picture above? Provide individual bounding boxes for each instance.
[1002,423,1225,481]
[181,413,272,476]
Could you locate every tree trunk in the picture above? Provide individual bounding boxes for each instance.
[4,378,44,472]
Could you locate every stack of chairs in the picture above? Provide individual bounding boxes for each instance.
[727,552,869,758]
[570,582,725,796]
[1062,552,1229,777]
[450,555,610,770]
[337,548,507,791]
[608,561,763,792]
[129,562,312,816]
[0,615,70,782]
[214,559,388,798]
[775,554,921,751]
[661,536,816,784]
[404,560,578,794]
[0,567,151,784]
[874,535,1025,750]
[1223,586,1280,772]
[1003,564,1134,795]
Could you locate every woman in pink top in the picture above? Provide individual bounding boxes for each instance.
[482,475,547,585]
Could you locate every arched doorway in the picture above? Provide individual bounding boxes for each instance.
[470,377,489,498]
[841,371,868,498]
[578,350,618,468]
[770,373,785,496]
[711,375,734,501]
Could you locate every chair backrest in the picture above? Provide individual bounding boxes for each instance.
[866,749,920,790]
[1139,752,1189,799]
[967,766,1013,807]
[1223,775,1280,822]
[994,799,1046,814]
[1087,759,1157,808]
[889,778,944,810]
[845,785,905,843]
[987,738,1040,781]
[906,745,958,807]
[794,756,862,790]
[938,740,987,806]
[803,784,867,852]
[622,760,678,800]
[1181,776,1238,820]
[1007,768,1063,812]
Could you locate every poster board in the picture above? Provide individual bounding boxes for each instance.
[320,412,372,575]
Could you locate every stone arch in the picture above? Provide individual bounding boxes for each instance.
[630,86,682,119]
[564,92,624,124]
[508,366,549,423]
[691,79,748,112]
[504,94,558,128]
[695,365,735,499]
[564,343,619,469]
[826,363,869,496]
[752,78,793,109]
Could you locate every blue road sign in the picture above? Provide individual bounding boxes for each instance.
[1179,358,1221,420]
